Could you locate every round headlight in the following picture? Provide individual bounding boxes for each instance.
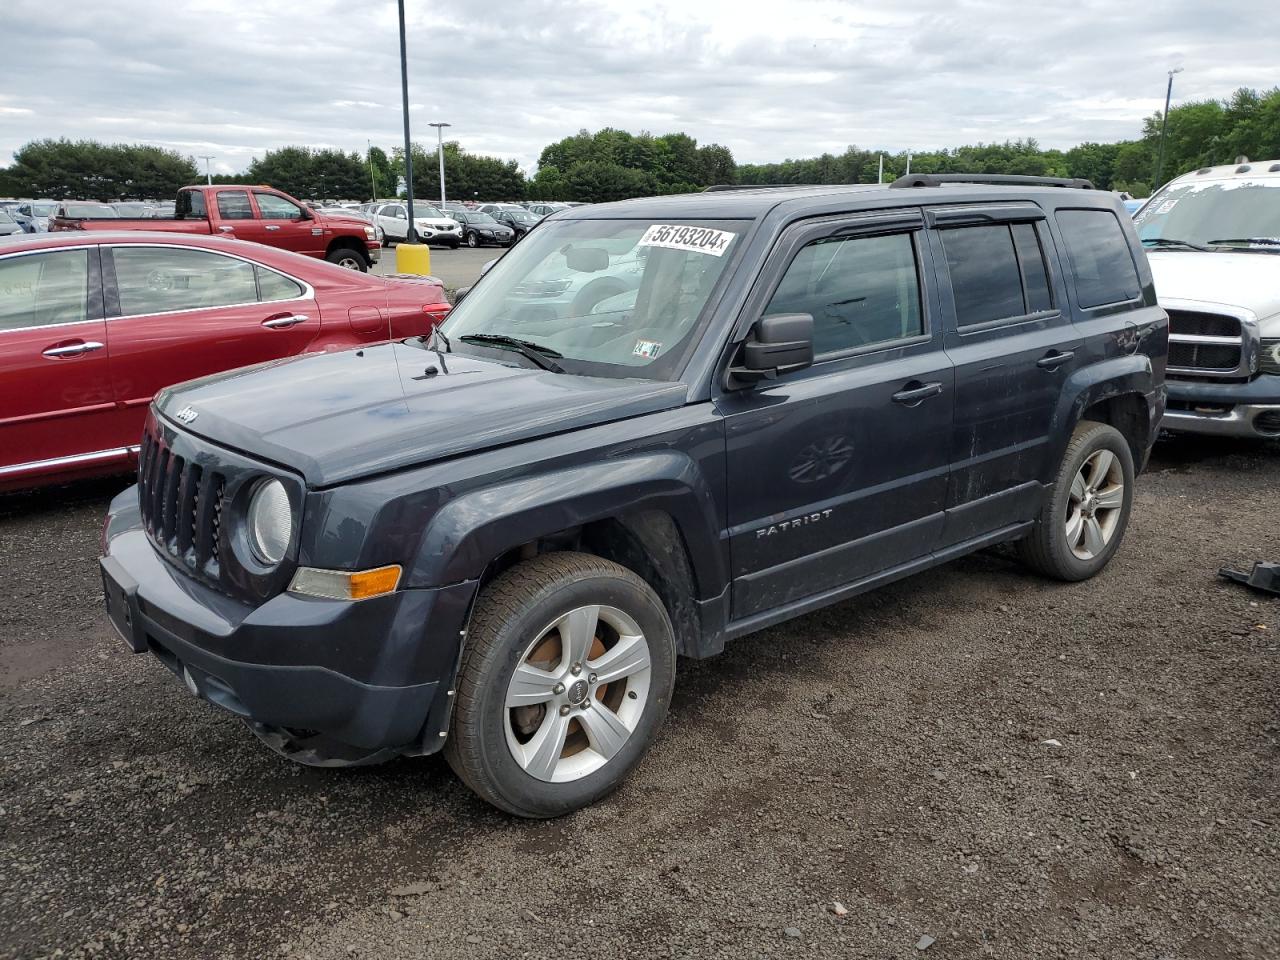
[248,479,292,566]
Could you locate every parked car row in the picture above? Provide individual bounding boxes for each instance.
[0,231,450,492]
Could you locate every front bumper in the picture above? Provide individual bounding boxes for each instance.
[100,488,476,753]
[368,245,381,263]
[1164,375,1280,438]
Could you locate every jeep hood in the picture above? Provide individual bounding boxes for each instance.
[1149,251,1280,328]
[155,343,688,487]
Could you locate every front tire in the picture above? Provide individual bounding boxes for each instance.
[1016,420,1134,581]
[445,552,676,818]
[466,232,479,248]
[325,247,368,272]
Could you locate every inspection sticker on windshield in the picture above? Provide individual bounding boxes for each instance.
[639,224,736,257]
[633,339,663,359]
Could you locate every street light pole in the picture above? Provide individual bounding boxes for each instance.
[199,155,215,185]
[429,121,450,209]
[367,138,378,201]
[1154,67,1184,190]
[397,0,417,243]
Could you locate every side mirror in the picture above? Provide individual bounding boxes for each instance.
[454,285,471,303]
[731,313,814,384]
[565,246,609,272]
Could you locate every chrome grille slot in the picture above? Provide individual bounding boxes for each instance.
[136,426,227,580]
[1166,309,1245,379]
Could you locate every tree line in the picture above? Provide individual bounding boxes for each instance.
[2,87,1276,203]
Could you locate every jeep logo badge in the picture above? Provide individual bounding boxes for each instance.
[175,406,199,424]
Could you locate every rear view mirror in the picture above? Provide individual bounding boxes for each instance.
[565,246,609,273]
[731,313,814,385]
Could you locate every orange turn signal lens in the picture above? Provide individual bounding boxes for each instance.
[288,564,402,601]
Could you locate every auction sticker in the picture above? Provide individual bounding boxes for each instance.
[639,223,735,256]
[633,339,663,359]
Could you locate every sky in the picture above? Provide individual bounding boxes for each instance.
[1,0,1272,176]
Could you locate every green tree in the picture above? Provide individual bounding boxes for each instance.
[3,139,199,199]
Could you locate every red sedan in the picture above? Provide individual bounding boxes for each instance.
[0,231,450,492]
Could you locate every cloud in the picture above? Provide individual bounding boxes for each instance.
[1,0,1273,179]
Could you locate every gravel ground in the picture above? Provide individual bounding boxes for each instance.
[1,436,1277,960]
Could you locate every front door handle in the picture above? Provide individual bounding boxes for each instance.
[891,381,943,406]
[217,225,235,233]
[43,340,105,358]
[262,314,310,329]
[264,224,281,231]
[1037,350,1075,371]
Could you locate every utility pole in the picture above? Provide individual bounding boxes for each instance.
[429,121,450,209]
[877,154,883,184]
[398,0,417,243]
[1154,67,1184,190]
[199,155,215,185]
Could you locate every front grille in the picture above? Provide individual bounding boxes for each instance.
[1168,310,1240,339]
[138,429,226,579]
[1169,342,1241,370]
[1166,309,1244,378]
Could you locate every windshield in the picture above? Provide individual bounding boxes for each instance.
[31,203,59,217]
[440,218,744,380]
[468,212,499,225]
[416,205,446,219]
[114,203,151,216]
[1135,178,1280,249]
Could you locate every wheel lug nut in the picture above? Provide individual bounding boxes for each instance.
[553,683,565,695]
[559,705,571,717]
[570,662,582,676]
[588,673,598,684]
[581,699,591,709]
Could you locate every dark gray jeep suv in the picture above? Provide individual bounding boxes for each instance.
[101,175,1168,817]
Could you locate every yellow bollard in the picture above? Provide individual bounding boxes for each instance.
[395,242,431,276]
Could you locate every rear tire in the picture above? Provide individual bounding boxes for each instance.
[445,552,676,818]
[1016,420,1134,581]
[325,247,368,272]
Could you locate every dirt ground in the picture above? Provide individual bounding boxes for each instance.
[1,436,1276,960]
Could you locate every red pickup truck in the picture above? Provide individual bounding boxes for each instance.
[49,185,381,271]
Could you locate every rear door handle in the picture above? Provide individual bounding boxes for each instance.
[262,314,310,329]
[891,381,943,406]
[264,225,281,231]
[1037,350,1075,370]
[43,340,105,358]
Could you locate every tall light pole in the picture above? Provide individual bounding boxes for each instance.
[397,0,417,243]
[199,155,215,185]
[429,121,450,209]
[1154,67,1184,190]
[367,138,378,201]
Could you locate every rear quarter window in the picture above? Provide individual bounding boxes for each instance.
[1055,208,1140,308]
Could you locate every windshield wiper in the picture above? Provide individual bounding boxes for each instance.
[1208,237,1280,250]
[430,325,451,351]
[1142,237,1212,251]
[458,333,565,373]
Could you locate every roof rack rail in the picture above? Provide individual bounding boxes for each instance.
[889,173,1096,190]
[701,183,821,192]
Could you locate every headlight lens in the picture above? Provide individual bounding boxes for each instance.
[247,479,292,566]
[364,226,376,240]
[1261,339,1280,376]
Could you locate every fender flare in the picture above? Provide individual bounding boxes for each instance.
[406,451,727,599]
[1051,354,1160,461]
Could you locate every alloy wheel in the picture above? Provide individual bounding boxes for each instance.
[1065,449,1125,560]
[504,604,652,783]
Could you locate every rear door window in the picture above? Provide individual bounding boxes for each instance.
[1056,209,1140,308]
[112,247,258,315]
[940,225,1026,327]
[215,191,254,221]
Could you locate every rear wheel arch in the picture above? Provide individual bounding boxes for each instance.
[1079,392,1152,470]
